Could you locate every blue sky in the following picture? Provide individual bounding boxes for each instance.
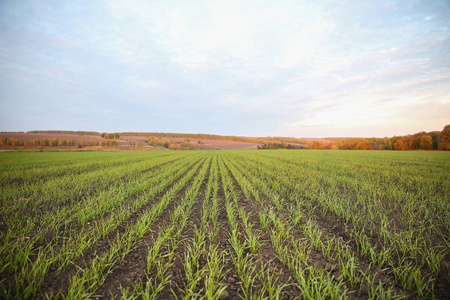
[1,0,449,137]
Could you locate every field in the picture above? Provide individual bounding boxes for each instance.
[0,132,261,150]
[1,150,449,299]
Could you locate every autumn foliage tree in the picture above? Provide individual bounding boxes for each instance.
[439,125,450,150]
[419,135,432,150]
[101,132,120,139]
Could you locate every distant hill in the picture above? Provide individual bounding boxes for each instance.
[1,126,449,150]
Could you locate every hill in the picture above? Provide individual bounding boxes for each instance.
[1,126,449,150]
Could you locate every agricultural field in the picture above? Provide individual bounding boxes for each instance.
[0,150,449,299]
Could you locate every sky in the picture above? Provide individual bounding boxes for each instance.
[1,0,449,138]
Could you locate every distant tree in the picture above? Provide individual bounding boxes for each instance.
[428,131,440,150]
[147,136,158,145]
[354,139,369,150]
[138,141,143,148]
[393,139,404,150]
[305,140,325,149]
[438,125,450,150]
[101,132,117,139]
[412,133,424,149]
[402,136,413,150]
[419,135,432,150]
[58,139,68,146]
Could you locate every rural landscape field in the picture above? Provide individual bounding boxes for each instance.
[1,150,449,299]
[2,1,450,299]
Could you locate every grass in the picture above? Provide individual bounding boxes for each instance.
[0,150,449,299]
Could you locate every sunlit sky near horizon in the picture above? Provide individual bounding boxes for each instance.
[1,0,449,138]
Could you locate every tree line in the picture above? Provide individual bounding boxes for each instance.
[28,130,121,139]
[147,136,192,150]
[0,138,120,148]
[304,125,450,150]
[28,130,102,136]
[4,125,449,151]
[118,131,310,145]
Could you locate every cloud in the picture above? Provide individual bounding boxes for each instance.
[1,0,449,136]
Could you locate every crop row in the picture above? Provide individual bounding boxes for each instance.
[0,150,449,299]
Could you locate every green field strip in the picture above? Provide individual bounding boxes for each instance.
[12,153,206,299]
[244,150,450,215]
[0,152,195,268]
[1,150,449,299]
[109,157,213,298]
[218,155,302,298]
[225,153,406,299]
[253,151,450,257]
[94,154,216,298]
[2,153,203,292]
[225,151,445,298]
[201,154,229,299]
[248,149,450,178]
[0,151,170,187]
[65,154,200,230]
[222,154,352,299]
[119,156,214,299]
[224,153,408,293]
[0,152,185,211]
[1,153,191,239]
[201,153,247,300]
[244,150,450,229]
[168,154,230,299]
[171,157,220,299]
[0,151,128,172]
[234,151,449,265]
[58,154,212,299]
[217,154,295,299]
[228,154,404,299]
[259,206,352,300]
[1,153,207,299]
